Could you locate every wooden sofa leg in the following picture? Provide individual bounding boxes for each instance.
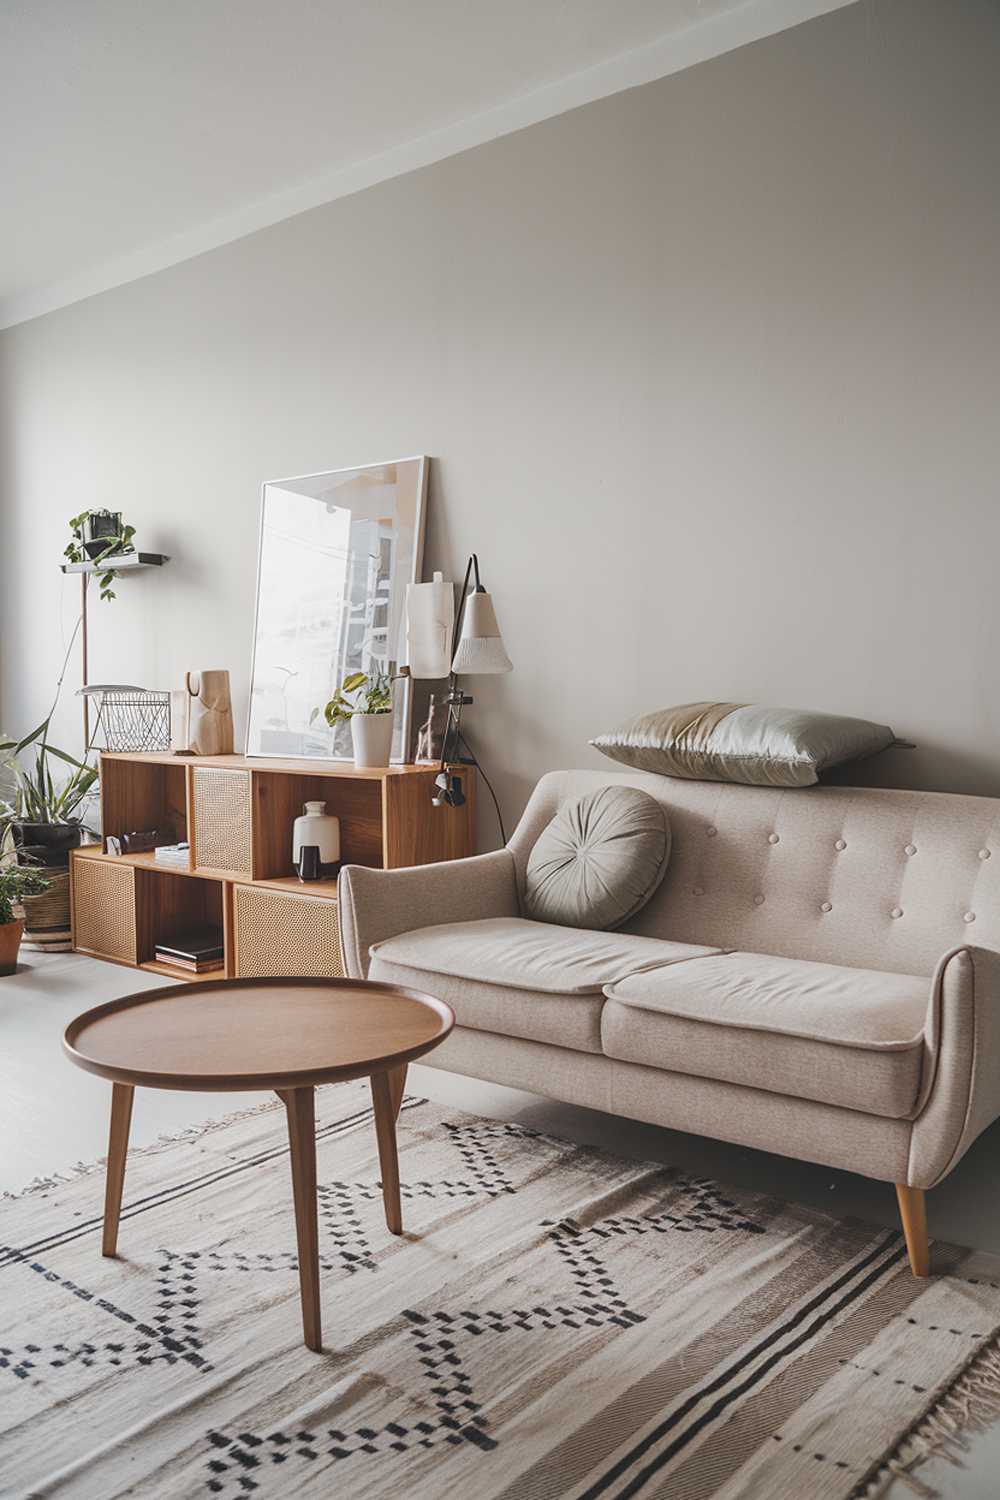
[896,1185,929,1277]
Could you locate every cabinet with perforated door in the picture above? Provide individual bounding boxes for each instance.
[232,884,344,978]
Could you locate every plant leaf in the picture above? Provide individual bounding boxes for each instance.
[15,718,49,753]
[42,744,91,772]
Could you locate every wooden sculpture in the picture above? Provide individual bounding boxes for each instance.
[184,670,235,756]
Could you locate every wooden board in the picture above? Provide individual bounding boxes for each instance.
[101,751,440,779]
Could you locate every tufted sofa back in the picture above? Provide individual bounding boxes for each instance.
[508,770,1000,977]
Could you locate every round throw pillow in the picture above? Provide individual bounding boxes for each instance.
[523,785,670,931]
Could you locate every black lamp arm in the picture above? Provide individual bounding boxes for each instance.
[448,553,478,665]
[440,552,479,773]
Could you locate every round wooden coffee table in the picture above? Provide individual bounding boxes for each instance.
[63,976,454,1352]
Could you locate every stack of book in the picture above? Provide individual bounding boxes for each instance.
[154,928,224,974]
[153,842,190,868]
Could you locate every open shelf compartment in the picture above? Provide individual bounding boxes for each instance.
[250,770,383,884]
[135,867,226,981]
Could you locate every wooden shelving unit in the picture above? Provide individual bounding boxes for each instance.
[70,752,476,981]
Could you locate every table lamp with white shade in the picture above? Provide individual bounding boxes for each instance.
[405,553,511,837]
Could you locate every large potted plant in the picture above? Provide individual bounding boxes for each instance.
[1,724,97,949]
[0,864,50,975]
[314,667,395,768]
[1,722,97,864]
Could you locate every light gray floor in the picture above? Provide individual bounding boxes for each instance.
[4,949,1000,1496]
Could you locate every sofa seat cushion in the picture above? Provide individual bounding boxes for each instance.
[601,952,929,1118]
[368,917,721,1054]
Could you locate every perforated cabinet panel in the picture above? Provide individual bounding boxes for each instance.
[72,858,137,962]
[233,884,344,978]
[193,768,253,874]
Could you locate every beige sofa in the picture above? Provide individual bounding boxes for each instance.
[340,769,1000,1276]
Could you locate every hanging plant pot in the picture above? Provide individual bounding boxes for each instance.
[83,510,125,559]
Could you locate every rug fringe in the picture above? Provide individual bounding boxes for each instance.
[3,1086,426,1204]
[855,1334,1000,1498]
[1,1095,289,1202]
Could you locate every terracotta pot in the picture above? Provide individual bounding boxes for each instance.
[0,918,24,977]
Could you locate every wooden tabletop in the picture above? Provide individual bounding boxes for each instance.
[63,977,454,1092]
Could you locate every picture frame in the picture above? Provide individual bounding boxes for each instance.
[245,456,428,762]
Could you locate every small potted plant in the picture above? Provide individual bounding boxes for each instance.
[0,864,50,975]
[65,509,136,601]
[314,667,395,768]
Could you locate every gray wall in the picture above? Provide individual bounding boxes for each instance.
[2,0,999,847]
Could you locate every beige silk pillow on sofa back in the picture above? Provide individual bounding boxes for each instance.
[591,702,896,788]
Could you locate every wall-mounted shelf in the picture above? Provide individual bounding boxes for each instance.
[61,552,170,574]
[60,551,171,742]
[70,752,476,981]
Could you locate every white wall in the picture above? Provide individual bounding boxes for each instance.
[2,0,999,845]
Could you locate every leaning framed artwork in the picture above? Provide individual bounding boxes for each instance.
[246,456,428,762]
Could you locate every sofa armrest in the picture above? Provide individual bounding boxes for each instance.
[908,945,1000,1188]
[338,850,519,979]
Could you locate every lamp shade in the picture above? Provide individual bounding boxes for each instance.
[451,589,513,675]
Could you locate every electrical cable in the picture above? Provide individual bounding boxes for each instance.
[456,727,506,846]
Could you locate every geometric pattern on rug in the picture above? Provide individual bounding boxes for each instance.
[0,1116,529,1386]
[316,1119,523,1277]
[5,1086,1000,1500]
[202,1180,765,1495]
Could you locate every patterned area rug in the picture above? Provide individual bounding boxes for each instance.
[3,1086,1000,1499]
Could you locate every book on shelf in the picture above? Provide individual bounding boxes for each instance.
[154,928,224,967]
[154,953,224,973]
[153,842,190,867]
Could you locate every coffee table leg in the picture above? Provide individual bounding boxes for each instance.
[387,1064,407,1122]
[280,1086,322,1352]
[102,1082,134,1257]
[371,1070,403,1235]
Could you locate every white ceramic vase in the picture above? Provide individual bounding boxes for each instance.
[351,712,393,769]
[291,801,341,877]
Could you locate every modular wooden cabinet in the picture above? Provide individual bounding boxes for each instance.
[71,752,475,982]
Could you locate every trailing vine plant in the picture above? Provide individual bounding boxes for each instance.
[64,510,136,601]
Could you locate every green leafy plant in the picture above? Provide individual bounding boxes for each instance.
[65,509,136,601]
[311,666,394,728]
[0,720,98,835]
[0,863,50,925]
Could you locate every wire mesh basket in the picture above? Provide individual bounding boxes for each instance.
[81,685,172,753]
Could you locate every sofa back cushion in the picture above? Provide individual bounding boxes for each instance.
[509,770,1000,976]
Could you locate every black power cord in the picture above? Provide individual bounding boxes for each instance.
[455,727,507,846]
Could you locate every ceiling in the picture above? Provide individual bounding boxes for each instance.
[0,0,853,329]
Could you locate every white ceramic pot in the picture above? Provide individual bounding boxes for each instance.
[291,801,341,877]
[351,712,393,769]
